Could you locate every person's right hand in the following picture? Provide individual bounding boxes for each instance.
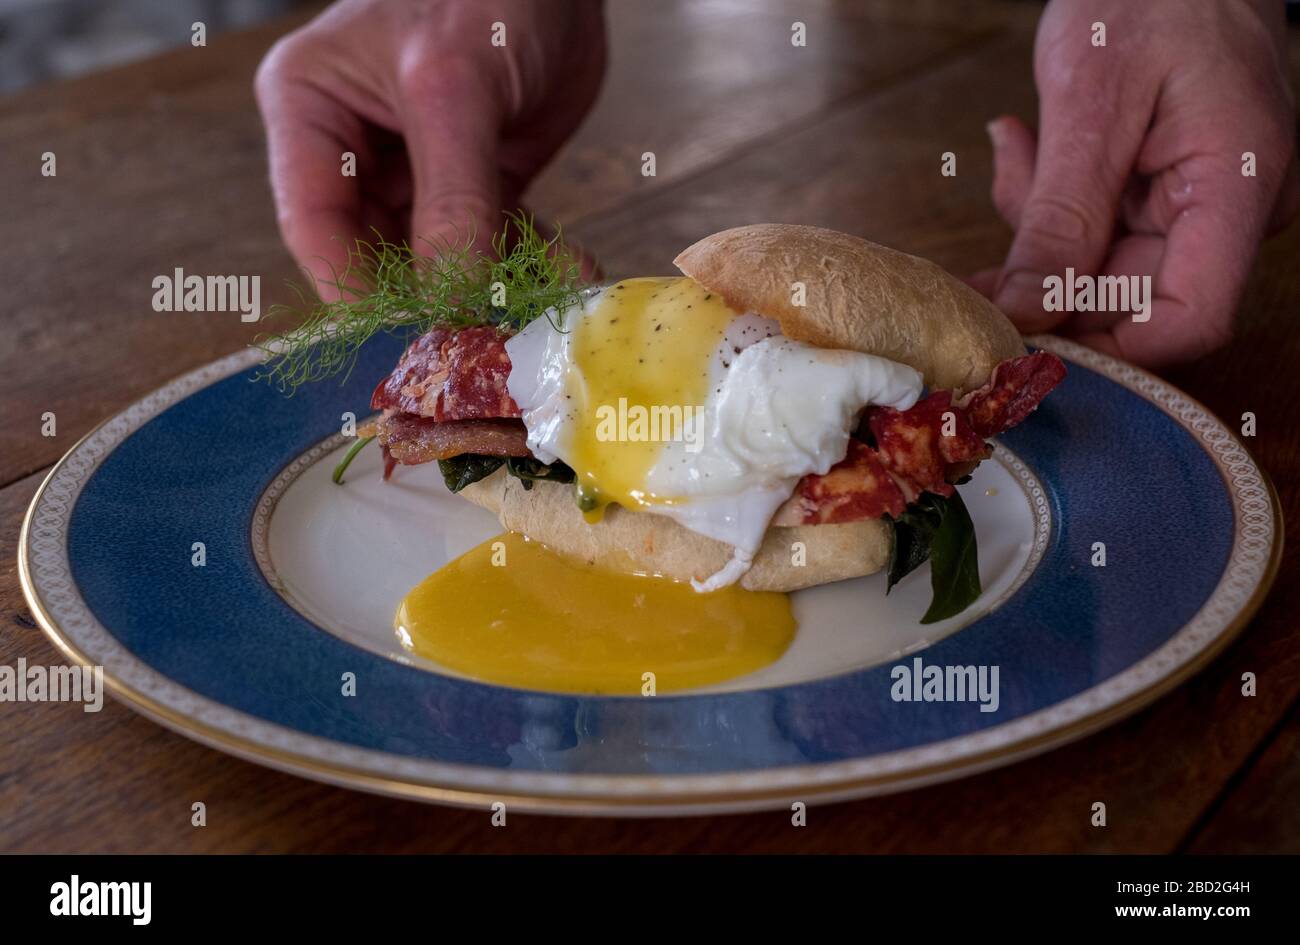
[255,0,606,299]
[975,0,1297,367]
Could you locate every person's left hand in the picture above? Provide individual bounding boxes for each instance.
[970,0,1299,367]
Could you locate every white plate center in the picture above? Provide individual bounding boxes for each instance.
[256,439,1048,693]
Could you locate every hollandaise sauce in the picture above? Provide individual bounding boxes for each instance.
[566,277,737,520]
[396,533,796,694]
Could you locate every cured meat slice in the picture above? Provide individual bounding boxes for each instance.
[772,440,906,525]
[440,326,519,420]
[867,391,989,501]
[370,327,451,416]
[959,350,1066,437]
[371,326,519,420]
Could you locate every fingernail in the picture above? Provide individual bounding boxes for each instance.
[995,270,1049,316]
[985,119,1004,148]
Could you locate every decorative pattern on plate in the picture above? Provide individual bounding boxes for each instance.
[249,429,352,597]
[984,441,1052,611]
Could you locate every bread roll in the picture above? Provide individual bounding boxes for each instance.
[674,224,1024,394]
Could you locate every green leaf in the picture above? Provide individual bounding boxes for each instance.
[920,490,981,624]
[437,454,505,493]
[435,454,575,494]
[505,457,575,492]
[886,496,942,593]
[886,491,982,624]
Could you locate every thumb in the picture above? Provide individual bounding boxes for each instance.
[399,58,504,257]
[987,115,1037,229]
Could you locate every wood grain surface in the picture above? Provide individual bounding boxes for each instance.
[2,0,1298,853]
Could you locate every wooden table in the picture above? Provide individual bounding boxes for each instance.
[3,0,1298,853]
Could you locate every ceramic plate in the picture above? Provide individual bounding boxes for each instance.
[20,334,1280,815]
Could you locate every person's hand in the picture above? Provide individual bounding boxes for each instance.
[255,0,606,299]
[973,0,1298,366]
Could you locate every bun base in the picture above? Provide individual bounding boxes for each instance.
[459,469,890,592]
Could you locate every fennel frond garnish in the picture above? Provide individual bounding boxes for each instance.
[254,212,585,394]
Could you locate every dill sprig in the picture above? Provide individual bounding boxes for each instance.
[253,211,585,394]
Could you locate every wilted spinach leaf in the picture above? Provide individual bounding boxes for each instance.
[920,489,981,623]
[437,454,575,493]
[505,457,575,491]
[437,454,505,493]
[886,490,982,624]
[886,496,942,592]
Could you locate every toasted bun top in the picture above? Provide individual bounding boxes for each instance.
[674,224,1025,393]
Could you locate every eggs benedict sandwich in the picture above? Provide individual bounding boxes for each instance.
[359,223,1066,620]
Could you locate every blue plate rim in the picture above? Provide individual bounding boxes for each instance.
[18,335,1282,814]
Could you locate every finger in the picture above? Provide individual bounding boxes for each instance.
[398,57,505,257]
[1058,233,1163,336]
[994,66,1155,332]
[1083,155,1267,366]
[964,266,1002,299]
[1126,119,1299,243]
[987,115,1037,228]
[255,43,368,301]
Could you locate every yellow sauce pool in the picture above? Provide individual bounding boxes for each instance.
[396,533,795,694]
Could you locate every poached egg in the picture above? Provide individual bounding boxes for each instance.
[505,276,924,590]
